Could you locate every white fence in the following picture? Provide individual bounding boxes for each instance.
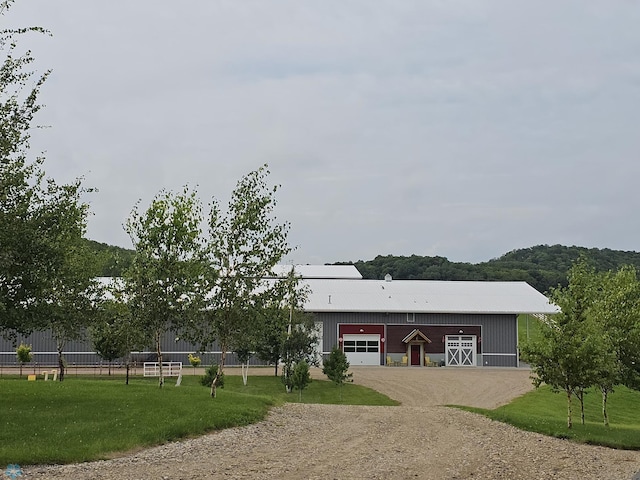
[143,362,183,385]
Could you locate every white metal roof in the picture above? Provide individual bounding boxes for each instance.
[269,264,362,279]
[302,278,558,315]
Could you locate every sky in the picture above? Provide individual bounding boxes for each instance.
[5,1,640,265]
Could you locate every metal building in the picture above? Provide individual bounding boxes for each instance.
[0,265,558,368]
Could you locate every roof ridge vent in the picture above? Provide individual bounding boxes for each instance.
[384,273,392,282]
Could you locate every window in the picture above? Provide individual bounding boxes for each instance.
[343,339,379,353]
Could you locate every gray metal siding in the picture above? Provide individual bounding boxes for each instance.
[0,330,268,367]
[314,311,518,366]
[1,312,518,367]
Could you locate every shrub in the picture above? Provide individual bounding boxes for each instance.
[16,343,32,377]
[200,364,224,388]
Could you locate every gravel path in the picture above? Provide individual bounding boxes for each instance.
[24,367,640,480]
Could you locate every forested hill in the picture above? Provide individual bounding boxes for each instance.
[335,245,640,294]
[83,239,135,277]
[85,240,640,295]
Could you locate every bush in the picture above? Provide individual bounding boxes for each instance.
[200,364,224,388]
[291,360,311,401]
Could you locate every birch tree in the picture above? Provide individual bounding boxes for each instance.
[521,259,602,428]
[124,188,206,387]
[590,265,640,425]
[255,267,310,377]
[191,165,292,397]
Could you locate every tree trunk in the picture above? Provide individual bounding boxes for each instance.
[274,362,278,377]
[602,388,609,427]
[210,372,218,398]
[58,350,65,382]
[211,348,227,398]
[126,363,130,385]
[108,361,112,376]
[241,362,248,386]
[566,389,573,429]
[577,389,585,425]
[19,364,23,377]
[156,332,164,388]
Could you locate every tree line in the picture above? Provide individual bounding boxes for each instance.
[334,245,640,294]
[0,3,316,396]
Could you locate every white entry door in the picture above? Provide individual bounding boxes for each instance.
[342,334,380,365]
[446,335,476,366]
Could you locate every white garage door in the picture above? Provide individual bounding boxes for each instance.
[343,334,380,366]
[446,335,477,366]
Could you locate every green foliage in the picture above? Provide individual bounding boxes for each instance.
[461,385,640,450]
[337,245,640,294]
[200,364,224,388]
[522,258,640,428]
[281,314,319,392]
[188,165,293,379]
[123,187,206,387]
[82,239,135,277]
[1,6,93,339]
[255,268,314,378]
[44,240,103,381]
[90,299,146,379]
[322,345,352,400]
[521,259,604,428]
[15,343,31,364]
[291,360,311,401]
[15,343,31,376]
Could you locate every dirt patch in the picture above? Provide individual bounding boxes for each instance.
[348,365,535,408]
[24,366,640,480]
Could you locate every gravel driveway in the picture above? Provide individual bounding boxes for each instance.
[24,367,640,480]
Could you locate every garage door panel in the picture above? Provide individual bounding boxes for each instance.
[343,334,380,365]
[446,335,476,367]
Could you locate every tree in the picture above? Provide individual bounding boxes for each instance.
[281,313,319,393]
[188,165,292,397]
[123,187,206,387]
[291,359,311,401]
[1,2,92,341]
[589,265,640,425]
[91,294,147,382]
[42,240,102,381]
[15,342,31,376]
[254,267,310,378]
[322,345,352,400]
[521,259,602,428]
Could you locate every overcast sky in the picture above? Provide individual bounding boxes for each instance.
[6,1,640,265]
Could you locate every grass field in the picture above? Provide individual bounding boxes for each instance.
[0,373,397,465]
[518,313,544,347]
[459,385,640,450]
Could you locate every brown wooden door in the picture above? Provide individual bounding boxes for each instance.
[411,344,421,366]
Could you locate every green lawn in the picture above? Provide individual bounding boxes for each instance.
[518,313,544,347]
[458,385,640,450]
[0,373,397,465]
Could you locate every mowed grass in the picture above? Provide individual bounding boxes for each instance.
[0,373,396,465]
[459,385,640,450]
[518,313,544,348]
